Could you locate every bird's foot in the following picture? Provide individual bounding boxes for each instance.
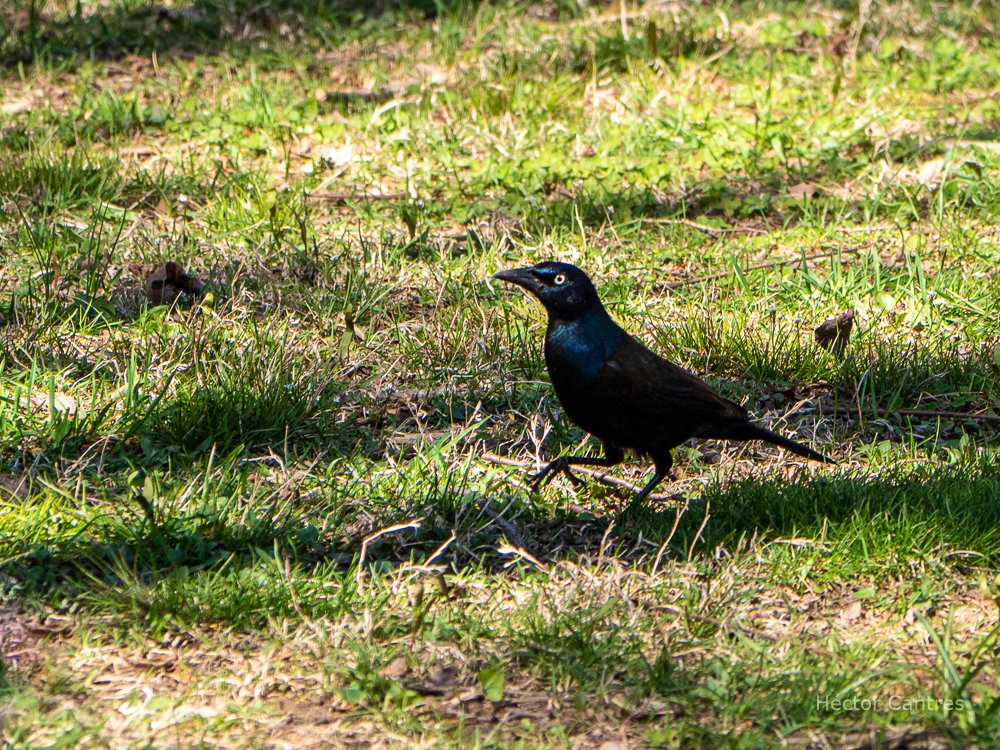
[619,471,677,516]
[530,458,586,491]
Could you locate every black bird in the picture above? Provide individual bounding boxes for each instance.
[494,262,835,512]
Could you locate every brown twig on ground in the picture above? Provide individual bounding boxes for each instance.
[357,520,422,586]
[833,225,895,233]
[663,249,853,289]
[475,499,525,548]
[832,406,1000,424]
[896,409,1000,423]
[571,8,650,28]
[641,217,766,236]
[307,191,406,203]
[496,543,549,572]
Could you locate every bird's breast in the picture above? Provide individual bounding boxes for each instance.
[544,320,612,383]
[543,315,622,429]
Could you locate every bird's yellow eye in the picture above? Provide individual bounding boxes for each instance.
[554,274,566,285]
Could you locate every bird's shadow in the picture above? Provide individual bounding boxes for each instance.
[5,459,999,623]
[329,454,1000,572]
[473,454,1000,564]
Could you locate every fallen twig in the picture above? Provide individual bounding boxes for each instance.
[896,408,1000,423]
[482,452,526,469]
[642,217,767,236]
[307,191,406,203]
[496,543,548,573]
[833,224,895,233]
[664,248,853,289]
[829,404,1000,428]
[357,519,423,586]
[475,498,525,547]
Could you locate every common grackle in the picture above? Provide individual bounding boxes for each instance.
[494,262,835,512]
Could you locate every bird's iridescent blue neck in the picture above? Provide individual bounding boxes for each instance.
[544,306,623,382]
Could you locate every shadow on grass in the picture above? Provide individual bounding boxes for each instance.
[5,456,1000,629]
[646,460,1000,563]
[5,0,992,71]
[0,355,374,471]
[451,456,1000,572]
[1,0,484,66]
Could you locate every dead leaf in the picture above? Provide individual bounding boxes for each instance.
[1,99,33,115]
[0,475,30,500]
[826,28,851,58]
[407,665,458,695]
[28,616,73,636]
[29,391,79,415]
[146,262,205,305]
[315,141,354,167]
[841,601,863,621]
[815,309,855,357]
[948,139,1000,154]
[787,182,818,201]
[915,157,946,188]
[127,649,177,671]
[825,183,859,200]
[380,656,408,680]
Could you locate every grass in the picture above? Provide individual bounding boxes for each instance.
[1,0,999,746]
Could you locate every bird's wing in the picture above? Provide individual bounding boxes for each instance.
[600,335,748,427]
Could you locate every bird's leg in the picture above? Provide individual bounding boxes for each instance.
[530,444,625,491]
[622,452,674,515]
[530,457,587,489]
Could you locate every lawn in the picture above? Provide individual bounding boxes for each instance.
[1,0,999,747]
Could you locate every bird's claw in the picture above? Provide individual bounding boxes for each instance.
[562,468,586,487]
[529,458,585,491]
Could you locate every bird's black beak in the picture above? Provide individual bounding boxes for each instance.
[493,267,535,290]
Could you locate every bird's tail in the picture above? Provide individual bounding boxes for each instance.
[729,423,836,464]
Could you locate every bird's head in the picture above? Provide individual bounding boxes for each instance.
[493,262,601,320]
